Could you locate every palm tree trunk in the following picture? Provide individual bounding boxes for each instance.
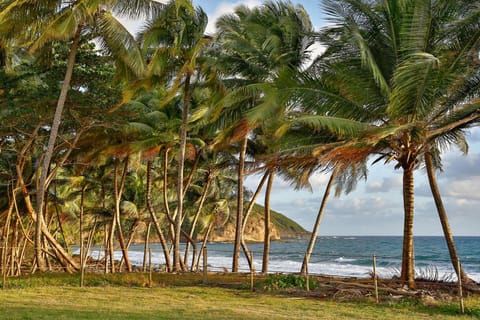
[301,168,337,274]
[425,152,472,283]
[401,165,416,289]
[143,222,152,272]
[79,185,85,284]
[184,175,212,269]
[146,161,172,272]
[114,158,132,272]
[174,72,192,271]
[35,26,82,272]
[233,135,248,272]
[194,220,215,271]
[262,170,275,274]
[162,148,176,244]
[241,171,269,270]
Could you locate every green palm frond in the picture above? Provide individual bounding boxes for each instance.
[291,114,368,139]
[388,52,440,119]
[96,11,146,78]
[29,6,82,52]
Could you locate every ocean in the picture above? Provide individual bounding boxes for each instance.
[85,236,480,282]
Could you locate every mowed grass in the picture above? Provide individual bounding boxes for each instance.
[0,273,479,320]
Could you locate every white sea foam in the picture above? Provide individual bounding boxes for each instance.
[334,257,357,263]
[81,243,480,283]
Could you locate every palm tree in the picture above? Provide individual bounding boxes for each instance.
[0,0,163,271]
[211,0,315,272]
[301,0,480,288]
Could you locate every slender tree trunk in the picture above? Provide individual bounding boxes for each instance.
[425,152,472,283]
[143,222,152,272]
[241,171,269,270]
[233,135,248,272]
[80,185,86,286]
[162,148,176,243]
[262,170,275,274]
[113,158,132,272]
[119,218,140,270]
[401,165,416,289]
[301,168,337,274]
[146,161,172,272]
[174,73,192,272]
[184,175,212,269]
[2,190,14,281]
[35,26,82,272]
[84,217,97,272]
[195,220,214,271]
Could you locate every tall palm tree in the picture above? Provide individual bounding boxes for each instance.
[0,0,163,271]
[301,0,480,288]
[211,0,315,272]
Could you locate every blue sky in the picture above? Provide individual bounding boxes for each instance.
[124,0,480,236]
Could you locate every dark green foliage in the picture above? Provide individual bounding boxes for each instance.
[263,274,317,290]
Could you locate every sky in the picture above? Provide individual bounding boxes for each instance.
[122,0,480,236]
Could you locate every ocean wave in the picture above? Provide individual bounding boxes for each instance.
[334,257,357,263]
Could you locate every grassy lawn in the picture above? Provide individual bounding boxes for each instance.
[0,274,479,319]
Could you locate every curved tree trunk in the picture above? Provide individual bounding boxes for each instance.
[262,170,275,274]
[241,171,269,270]
[162,148,176,244]
[233,135,248,272]
[425,152,472,283]
[35,26,82,272]
[174,73,192,271]
[113,158,132,272]
[184,175,212,270]
[401,165,416,289]
[301,168,337,274]
[146,160,172,272]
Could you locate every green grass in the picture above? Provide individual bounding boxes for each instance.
[1,273,479,319]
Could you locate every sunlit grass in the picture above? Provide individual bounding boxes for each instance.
[0,273,479,320]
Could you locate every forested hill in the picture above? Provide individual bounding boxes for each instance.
[206,204,310,242]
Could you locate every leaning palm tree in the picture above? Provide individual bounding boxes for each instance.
[210,0,315,272]
[300,0,480,288]
[0,0,163,271]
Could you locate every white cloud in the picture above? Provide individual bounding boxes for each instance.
[366,175,403,193]
[309,172,330,188]
[444,178,480,201]
[205,0,262,35]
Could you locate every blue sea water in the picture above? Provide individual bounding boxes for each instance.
[87,236,480,282]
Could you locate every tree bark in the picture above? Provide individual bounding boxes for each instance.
[35,26,82,272]
[262,170,275,274]
[400,165,416,289]
[425,152,472,283]
[301,168,337,274]
[233,135,248,272]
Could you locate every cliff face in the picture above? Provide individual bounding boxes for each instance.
[198,204,310,242]
[208,216,281,242]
